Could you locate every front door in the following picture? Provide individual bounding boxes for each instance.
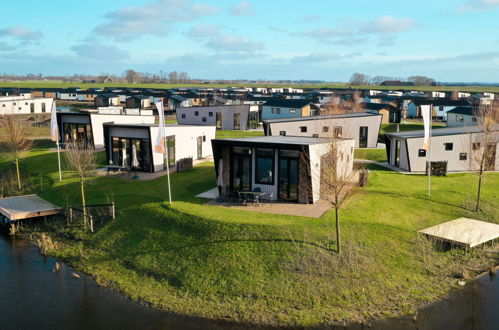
[197,136,203,160]
[231,153,252,191]
[359,126,368,148]
[485,143,497,170]
[278,158,299,201]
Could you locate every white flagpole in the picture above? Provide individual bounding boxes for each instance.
[427,106,432,197]
[51,100,62,181]
[156,101,172,205]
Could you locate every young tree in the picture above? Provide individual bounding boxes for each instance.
[470,101,498,212]
[64,143,96,228]
[0,115,33,190]
[349,73,369,86]
[317,139,360,253]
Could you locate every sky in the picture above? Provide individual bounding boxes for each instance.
[0,0,499,82]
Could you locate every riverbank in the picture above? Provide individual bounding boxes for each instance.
[2,143,498,327]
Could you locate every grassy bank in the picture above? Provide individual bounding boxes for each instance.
[4,142,499,326]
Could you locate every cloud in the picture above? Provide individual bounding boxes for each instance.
[362,16,417,34]
[458,0,499,12]
[93,0,219,40]
[393,51,499,66]
[206,34,263,52]
[231,1,255,16]
[297,16,416,46]
[188,24,221,38]
[290,53,361,63]
[299,14,322,23]
[0,26,43,42]
[188,23,263,53]
[70,43,129,60]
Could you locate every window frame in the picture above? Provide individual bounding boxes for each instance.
[255,148,275,185]
[459,153,467,161]
[444,143,453,151]
[418,149,426,157]
[299,126,307,133]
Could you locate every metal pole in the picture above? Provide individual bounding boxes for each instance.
[56,141,62,181]
[427,106,432,197]
[164,130,172,205]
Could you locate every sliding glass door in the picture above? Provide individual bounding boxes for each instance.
[278,150,299,201]
[231,147,251,192]
[63,123,93,148]
[111,137,152,172]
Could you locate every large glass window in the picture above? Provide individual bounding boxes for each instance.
[63,123,93,148]
[255,148,274,185]
[166,135,175,167]
[231,147,251,191]
[111,137,152,172]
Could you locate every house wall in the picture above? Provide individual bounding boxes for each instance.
[447,114,477,127]
[309,140,355,203]
[90,114,155,149]
[0,97,54,115]
[60,93,78,100]
[267,115,381,148]
[149,125,216,172]
[261,106,304,120]
[176,105,253,130]
[390,133,499,172]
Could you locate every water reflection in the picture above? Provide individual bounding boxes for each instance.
[0,233,497,330]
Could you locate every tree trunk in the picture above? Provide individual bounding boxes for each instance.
[80,177,87,228]
[335,206,341,253]
[475,167,483,212]
[15,157,21,191]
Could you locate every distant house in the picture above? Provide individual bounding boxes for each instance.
[385,126,499,173]
[103,123,216,172]
[261,99,318,121]
[126,95,151,109]
[446,107,479,127]
[407,99,471,120]
[56,112,156,149]
[212,136,355,203]
[59,89,79,101]
[176,105,259,130]
[362,102,401,123]
[0,96,54,115]
[263,112,382,148]
[94,93,120,107]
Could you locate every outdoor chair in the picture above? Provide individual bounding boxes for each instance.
[238,192,247,205]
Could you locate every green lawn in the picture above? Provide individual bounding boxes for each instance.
[3,143,498,326]
[354,149,387,162]
[216,129,264,139]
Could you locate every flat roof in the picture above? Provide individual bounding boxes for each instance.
[0,194,62,221]
[386,125,498,139]
[214,135,351,145]
[264,112,381,124]
[419,218,499,248]
[104,123,212,128]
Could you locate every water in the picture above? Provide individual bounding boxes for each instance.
[0,233,497,330]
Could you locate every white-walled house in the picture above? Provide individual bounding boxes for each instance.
[56,112,156,149]
[446,107,479,127]
[261,99,318,121]
[407,99,471,119]
[176,105,260,130]
[263,112,382,148]
[103,123,216,172]
[385,126,499,173]
[0,96,54,115]
[212,136,354,203]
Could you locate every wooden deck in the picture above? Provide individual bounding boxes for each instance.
[419,218,499,248]
[205,199,332,218]
[0,194,62,221]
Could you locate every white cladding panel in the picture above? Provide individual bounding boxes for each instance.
[0,97,54,115]
[90,114,155,149]
[268,115,381,148]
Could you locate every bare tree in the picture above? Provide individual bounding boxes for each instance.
[178,72,190,83]
[124,69,141,84]
[168,71,179,84]
[64,143,96,228]
[469,101,498,212]
[0,115,33,190]
[349,73,369,86]
[316,139,361,253]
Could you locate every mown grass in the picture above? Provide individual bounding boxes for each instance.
[354,149,387,162]
[216,129,264,139]
[4,143,498,327]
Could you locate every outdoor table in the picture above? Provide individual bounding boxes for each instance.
[239,191,265,205]
[106,165,129,175]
